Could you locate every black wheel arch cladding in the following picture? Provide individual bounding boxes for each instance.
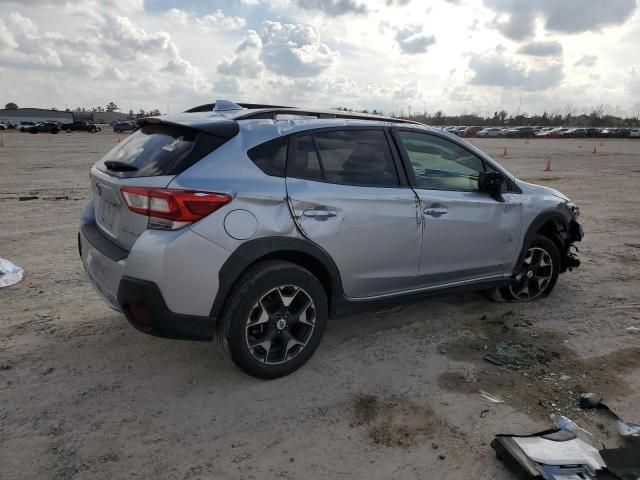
[210,236,344,322]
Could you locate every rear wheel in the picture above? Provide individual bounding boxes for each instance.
[490,235,561,303]
[218,261,328,379]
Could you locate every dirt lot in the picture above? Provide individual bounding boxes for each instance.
[1,129,639,479]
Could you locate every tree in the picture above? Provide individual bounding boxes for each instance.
[5,102,18,110]
[128,109,134,119]
[106,102,119,112]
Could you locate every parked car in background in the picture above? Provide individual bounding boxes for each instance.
[505,126,536,138]
[78,100,583,378]
[537,127,567,138]
[0,122,7,130]
[630,129,640,138]
[477,127,503,137]
[25,122,60,134]
[461,126,483,137]
[113,121,137,133]
[19,121,36,132]
[600,128,618,137]
[560,128,587,138]
[61,120,101,133]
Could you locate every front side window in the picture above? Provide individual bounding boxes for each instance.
[288,129,400,187]
[398,131,485,191]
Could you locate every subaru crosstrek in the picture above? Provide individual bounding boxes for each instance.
[79,101,583,378]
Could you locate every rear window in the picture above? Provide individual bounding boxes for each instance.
[97,124,227,178]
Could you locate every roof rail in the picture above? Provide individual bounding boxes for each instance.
[235,108,421,125]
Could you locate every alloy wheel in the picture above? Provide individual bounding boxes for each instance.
[245,285,316,365]
[509,247,554,301]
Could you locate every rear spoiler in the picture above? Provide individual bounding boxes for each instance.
[137,114,239,139]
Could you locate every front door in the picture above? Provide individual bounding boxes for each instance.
[394,130,522,286]
[285,128,422,298]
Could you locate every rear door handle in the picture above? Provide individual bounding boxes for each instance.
[424,204,448,217]
[303,207,337,220]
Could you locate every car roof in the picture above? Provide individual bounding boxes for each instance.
[182,100,422,125]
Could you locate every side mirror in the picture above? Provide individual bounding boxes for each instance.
[478,171,505,202]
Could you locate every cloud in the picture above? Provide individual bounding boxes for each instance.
[260,21,339,77]
[468,54,564,91]
[517,40,563,57]
[0,10,210,102]
[217,30,265,77]
[484,0,638,40]
[574,55,598,68]
[195,10,246,32]
[217,21,339,79]
[295,0,368,16]
[394,24,436,54]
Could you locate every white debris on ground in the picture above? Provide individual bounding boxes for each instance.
[0,258,23,288]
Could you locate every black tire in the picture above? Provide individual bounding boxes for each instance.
[218,260,328,379]
[51,129,59,134]
[489,235,561,303]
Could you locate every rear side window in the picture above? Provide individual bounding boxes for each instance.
[289,129,399,187]
[97,124,227,178]
[247,136,287,177]
[288,135,323,181]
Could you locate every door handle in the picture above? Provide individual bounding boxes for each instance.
[303,207,337,220]
[423,204,448,217]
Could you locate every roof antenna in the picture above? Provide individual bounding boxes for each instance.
[213,100,244,112]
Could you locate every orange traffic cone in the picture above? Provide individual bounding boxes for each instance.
[544,160,552,171]
[502,147,508,156]
[117,136,121,143]
[524,138,529,144]
[0,139,3,147]
[592,145,597,154]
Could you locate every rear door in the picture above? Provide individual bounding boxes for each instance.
[91,122,230,250]
[285,128,422,298]
[394,129,522,286]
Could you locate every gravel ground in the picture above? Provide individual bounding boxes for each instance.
[1,130,639,479]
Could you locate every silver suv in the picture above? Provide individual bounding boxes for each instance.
[79,101,583,378]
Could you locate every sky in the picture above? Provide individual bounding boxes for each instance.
[1,0,640,117]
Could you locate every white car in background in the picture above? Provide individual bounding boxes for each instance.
[630,129,640,138]
[0,123,8,130]
[477,127,503,138]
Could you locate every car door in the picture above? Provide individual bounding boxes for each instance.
[394,129,522,287]
[285,128,422,298]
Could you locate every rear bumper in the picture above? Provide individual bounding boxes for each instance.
[79,223,216,340]
[79,211,228,340]
[79,223,125,311]
[117,277,214,340]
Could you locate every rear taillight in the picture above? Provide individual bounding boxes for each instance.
[121,187,231,230]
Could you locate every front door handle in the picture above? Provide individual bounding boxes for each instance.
[424,204,448,217]
[303,207,337,220]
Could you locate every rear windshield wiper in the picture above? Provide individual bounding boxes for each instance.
[104,161,138,172]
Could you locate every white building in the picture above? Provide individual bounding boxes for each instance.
[0,108,73,127]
